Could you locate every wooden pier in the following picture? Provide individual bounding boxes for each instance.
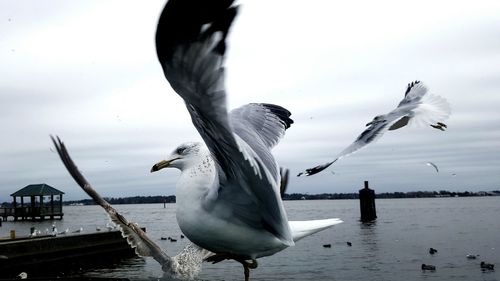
[0,205,63,221]
[0,231,137,277]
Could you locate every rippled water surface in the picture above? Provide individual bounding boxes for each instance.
[2,197,499,280]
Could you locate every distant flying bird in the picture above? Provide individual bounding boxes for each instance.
[426,162,439,173]
[298,81,451,176]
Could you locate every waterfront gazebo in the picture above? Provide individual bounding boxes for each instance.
[8,183,65,221]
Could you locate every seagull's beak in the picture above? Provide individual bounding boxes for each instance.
[150,158,178,173]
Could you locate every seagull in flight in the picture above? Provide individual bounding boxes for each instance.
[426,161,439,173]
[298,81,451,176]
[52,0,342,280]
[151,0,342,278]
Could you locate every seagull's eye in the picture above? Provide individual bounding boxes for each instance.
[176,147,186,155]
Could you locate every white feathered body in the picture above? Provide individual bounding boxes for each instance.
[175,146,285,259]
[174,144,341,259]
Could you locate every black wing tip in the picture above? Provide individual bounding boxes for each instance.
[297,161,336,177]
[260,103,294,129]
[279,167,290,197]
[404,80,421,96]
[156,0,239,60]
[50,135,65,160]
[50,135,88,189]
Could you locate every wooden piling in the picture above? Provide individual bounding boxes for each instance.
[359,181,377,222]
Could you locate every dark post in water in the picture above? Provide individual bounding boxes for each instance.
[359,181,377,222]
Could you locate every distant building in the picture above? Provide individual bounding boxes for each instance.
[0,184,64,221]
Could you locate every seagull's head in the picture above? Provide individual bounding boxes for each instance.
[150,142,204,172]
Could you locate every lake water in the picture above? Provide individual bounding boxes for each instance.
[1,197,499,280]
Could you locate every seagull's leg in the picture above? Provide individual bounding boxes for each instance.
[205,252,231,264]
[236,258,257,281]
[243,263,250,281]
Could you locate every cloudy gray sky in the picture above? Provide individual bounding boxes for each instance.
[1,0,499,201]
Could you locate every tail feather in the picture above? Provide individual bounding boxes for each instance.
[289,218,343,242]
[409,94,451,127]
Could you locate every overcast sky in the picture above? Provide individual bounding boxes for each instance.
[1,0,499,201]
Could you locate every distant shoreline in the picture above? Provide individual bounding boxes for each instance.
[3,190,498,207]
[1,190,498,207]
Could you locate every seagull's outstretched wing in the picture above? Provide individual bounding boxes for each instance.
[51,136,213,279]
[298,81,451,176]
[229,103,293,180]
[156,0,293,245]
[297,115,390,176]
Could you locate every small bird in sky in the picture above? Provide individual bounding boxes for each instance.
[426,162,439,173]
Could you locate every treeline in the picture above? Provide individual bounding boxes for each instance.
[64,195,176,206]
[283,193,359,200]
[377,190,500,198]
[58,190,500,206]
[285,190,500,200]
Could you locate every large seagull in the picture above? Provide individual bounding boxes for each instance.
[152,0,342,278]
[53,0,342,280]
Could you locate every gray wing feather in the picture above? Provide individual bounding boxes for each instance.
[230,103,292,148]
[51,137,173,270]
[229,103,293,180]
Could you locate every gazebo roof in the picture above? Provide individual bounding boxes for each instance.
[10,184,65,197]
